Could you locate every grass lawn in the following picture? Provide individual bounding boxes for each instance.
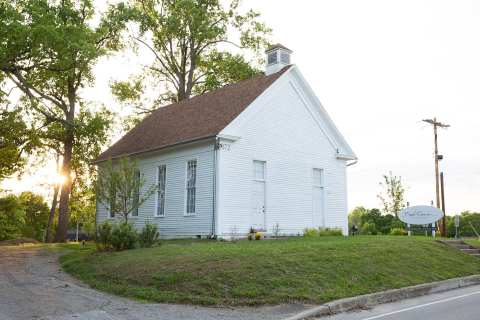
[465,239,480,248]
[60,236,480,306]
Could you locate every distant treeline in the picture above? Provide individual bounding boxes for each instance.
[349,206,480,238]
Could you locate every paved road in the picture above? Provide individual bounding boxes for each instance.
[0,246,305,320]
[322,284,480,320]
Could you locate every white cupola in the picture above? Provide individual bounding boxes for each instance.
[265,44,293,76]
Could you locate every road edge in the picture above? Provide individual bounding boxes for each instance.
[282,274,480,320]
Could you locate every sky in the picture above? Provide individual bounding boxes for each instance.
[3,0,480,214]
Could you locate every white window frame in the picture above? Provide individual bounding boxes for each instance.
[109,190,116,218]
[131,170,141,217]
[155,164,167,217]
[252,160,267,229]
[312,168,325,188]
[184,159,197,216]
[252,160,266,182]
[312,168,326,227]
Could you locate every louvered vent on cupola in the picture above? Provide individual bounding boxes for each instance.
[265,44,293,76]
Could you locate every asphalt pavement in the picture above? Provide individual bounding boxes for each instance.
[322,283,480,320]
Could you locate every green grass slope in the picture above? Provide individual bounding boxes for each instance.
[60,236,480,306]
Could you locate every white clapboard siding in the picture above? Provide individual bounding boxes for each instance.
[217,68,349,236]
[96,140,215,238]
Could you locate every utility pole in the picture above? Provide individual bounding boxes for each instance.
[422,118,450,236]
[440,172,446,236]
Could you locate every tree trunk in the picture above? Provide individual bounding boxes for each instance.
[45,154,61,242]
[54,85,76,242]
[45,183,59,242]
[54,135,73,242]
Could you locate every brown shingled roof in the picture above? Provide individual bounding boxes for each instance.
[95,66,291,162]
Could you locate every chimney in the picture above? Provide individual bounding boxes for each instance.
[265,44,292,76]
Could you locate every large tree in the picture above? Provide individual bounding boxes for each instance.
[0,0,125,241]
[111,0,271,113]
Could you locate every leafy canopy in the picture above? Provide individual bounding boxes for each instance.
[110,0,271,115]
[0,0,127,241]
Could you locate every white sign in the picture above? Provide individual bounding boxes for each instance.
[399,206,444,225]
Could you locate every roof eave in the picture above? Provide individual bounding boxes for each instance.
[92,135,217,165]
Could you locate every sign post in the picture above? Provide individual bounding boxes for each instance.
[399,206,444,237]
[454,215,460,239]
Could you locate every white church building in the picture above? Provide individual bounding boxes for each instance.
[95,44,357,238]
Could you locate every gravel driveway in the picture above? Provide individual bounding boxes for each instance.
[0,246,306,320]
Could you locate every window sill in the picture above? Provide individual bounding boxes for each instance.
[184,213,197,217]
[154,215,165,218]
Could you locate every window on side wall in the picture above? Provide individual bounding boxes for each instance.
[156,165,166,217]
[109,190,116,218]
[132,170,140,217]
[313,168,324,188]
[185,159,197,215]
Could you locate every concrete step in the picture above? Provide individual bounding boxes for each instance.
[460,248,480,254]
[470,253,480,258]
[452,244,472,249]
[441,240,465,244]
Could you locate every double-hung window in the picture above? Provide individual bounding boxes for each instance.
[156,165,167,217]
[313,168,324,188]
[109,190,116,218]
[132,170,140,217]
[185,160,197,215]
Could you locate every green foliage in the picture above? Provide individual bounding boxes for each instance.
[390,228,407,236]
[0,109,40,180]
[96,157,157,223]
[111,222,138,251]
[0,195,25,240]
[445,212,480,238]
[0,192,49,241]
[139,223,159,248]
[110,0,271,109]
[69,184,96,238]
[304,227,343,237]
[348,206,367,230]
[0,0,126,241]
[377,172,406,218]
[349,206,405,235]
[318,228,343,236]
[96,221,113,251]
[303,228,319,237]
[194,50,260,95]
[18,192,49,240]
[361,222,377,235]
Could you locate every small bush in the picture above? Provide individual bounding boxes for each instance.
[139,223,159,248]
[318,228,343,236]
[361,222,377,235]
[255,231,263,240]
[390,228,407,236]
[304,228,319,237]
[111,222,138,251]
[96,221,113,251]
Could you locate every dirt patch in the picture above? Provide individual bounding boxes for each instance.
[0,237,40,246]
